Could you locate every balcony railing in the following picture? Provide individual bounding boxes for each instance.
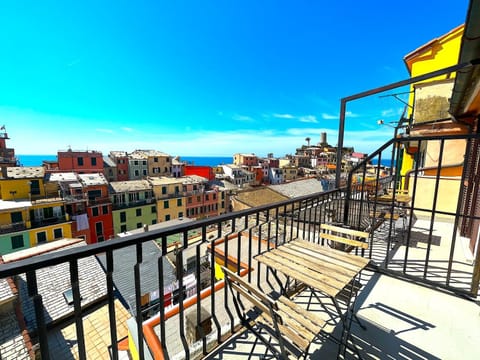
[0,134,479,359]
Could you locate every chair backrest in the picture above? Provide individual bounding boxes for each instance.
[222,267,278,321]
[320,223,369,250]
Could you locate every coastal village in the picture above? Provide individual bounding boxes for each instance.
[0,129,367,252]
[1,4,480,360]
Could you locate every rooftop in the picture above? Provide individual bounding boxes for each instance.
[78,173,108,186]
[110,179,152,193]
[6,166,44,179]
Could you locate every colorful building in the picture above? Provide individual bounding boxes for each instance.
[0,126,17,168]
[78,173,113,243]
[148,177,186,222]
[233,153,258,167]
[110,180,156,234]
[184,165,215,181]
[109,151,129,181]
[58,149,104,174]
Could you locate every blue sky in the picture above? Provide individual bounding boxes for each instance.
[0,0,469,157]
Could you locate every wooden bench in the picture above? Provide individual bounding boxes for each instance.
[319,223,369,253]
[222,266,325,359]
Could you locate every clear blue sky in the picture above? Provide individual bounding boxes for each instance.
[0,0,469,157]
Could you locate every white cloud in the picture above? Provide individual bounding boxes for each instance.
[345,111,359,118]
[322,113,337,120]
[232,114,254,122]
[299,115,318,123]
[121,127,133,132]
[272,113,295,119]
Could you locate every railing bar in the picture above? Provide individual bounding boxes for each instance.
[134,242,144,360]
[105,250,118,360]
[403,144,422,272]
[274,207,280,246]
[223,229,235,334]
[157,244,169,359]
[209,239,221,343]
[447,138,473,287]
[423,139,445,280]
[195,240,207,355]
[176,246,189,360]
[69,260,87,360]
[26,270,50,360]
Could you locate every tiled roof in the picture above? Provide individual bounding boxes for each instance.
[48,299,130,359]
[15,242,108,332]
[110,180,152,193]
[0,312,29,360]
[234,188,288,208]
[269,178,325,198]
[78,173,108,186]
[96,241,176,316]
[0,278,14,302]
[6,167,44,179]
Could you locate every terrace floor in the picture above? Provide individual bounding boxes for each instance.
[154,215,480,359]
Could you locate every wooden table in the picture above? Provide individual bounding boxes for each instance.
[255,239,370,357]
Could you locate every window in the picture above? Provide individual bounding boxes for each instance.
[143,169,147,176]
[87,190,102,201]
[177,198,182,206]
[120,224,127,232]
[97,236,104,242]
[95,222,103,236]
[54,228,63,239]
[134,160,139,165]
[136,208,142,217]
[175,186,179,193]
[142,161,147,166]
[134,170,139,176]
[197,196,201,202]
[162,186,167,195]
[178,212,183,218]
[165,215,170,221]
[92,207,99,216]
[43,207,54,219]
[77,157,84,166]
[164,200,169,209]
[152,219,157,225]
[91,157,97,166]
[213,193,217,200]
[120,211,126,222]
[129,192,139,202]
[166,157,170,162]
[137,223,142,228]
[11,235,24,249]
[10,212,23,223]
[36,231,47,244]
[154,157,158,162]
[30,180,41,195]
[188,197,192,204]
[151,206,156,213]
[102,205,109,214]
[206,194,209,201]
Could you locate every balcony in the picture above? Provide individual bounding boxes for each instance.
[1,130,479,359]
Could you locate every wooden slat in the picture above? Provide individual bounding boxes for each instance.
[318,232,369,249]
[256,252,343,297]
[272,247,357,281]
[258,314,310,352]
[320,223,370,239]
[288,240,370,269]
[229,281,271,316]
[223,267,276,304]
[277,296,325,334]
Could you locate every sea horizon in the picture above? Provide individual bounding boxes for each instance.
[17,154,233,167]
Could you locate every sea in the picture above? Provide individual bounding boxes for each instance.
[17,155,233,167]
[17,154,393,168]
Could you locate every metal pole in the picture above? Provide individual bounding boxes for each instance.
[335,60,477,188]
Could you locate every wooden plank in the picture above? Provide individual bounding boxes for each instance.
[258,313,310,352]
[256,252,344,297]
[277,296,325,333]
[272,247,358,281]
[290,240,370,269]
[229,281,271,316]
[318,232,368,249]
[223,267,276,305]
[320,223,369,239]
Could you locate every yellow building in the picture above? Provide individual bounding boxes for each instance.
[402,25,466,180]
[0,167,73,254]
[148,177,186,222]
[401,25,468,215]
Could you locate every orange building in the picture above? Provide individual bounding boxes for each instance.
[58,149,104,174]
